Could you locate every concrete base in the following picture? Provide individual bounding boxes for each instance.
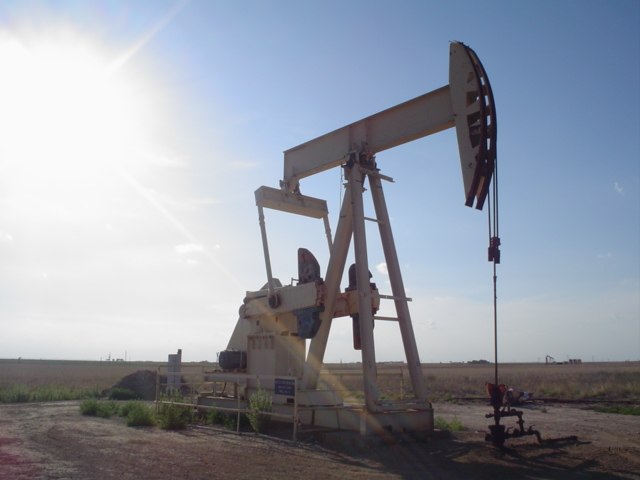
[298,405,434,436]
[197,393,433,438]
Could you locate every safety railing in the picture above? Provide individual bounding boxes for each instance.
[154,364,408,441]
[155,366,301,441]
[318,367,406,402]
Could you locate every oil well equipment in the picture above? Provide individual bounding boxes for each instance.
[199,41,499,437]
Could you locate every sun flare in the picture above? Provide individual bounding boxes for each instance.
[0,30,154,219]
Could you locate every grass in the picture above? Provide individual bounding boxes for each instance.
[81,399,156,425]
[591,405,640,416]
[79,398,100,415]
[247,389,273,433]
[80,399,117,418]
[206,408,250,430]
[434,416,464,431]
[157,402,193,430]
[206,408,226,425]
[1,384,101,403]
[124,402,156,426]
[97,401,117,418]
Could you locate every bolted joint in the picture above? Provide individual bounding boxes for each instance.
[268,293,281,309]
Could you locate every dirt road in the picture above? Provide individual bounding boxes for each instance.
[1,401,638,479]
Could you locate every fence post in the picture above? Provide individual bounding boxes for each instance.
[236,375,241,433]
[155,366,161,413]
[293,377,298,442]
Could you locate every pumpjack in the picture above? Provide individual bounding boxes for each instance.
[203,42,498,436]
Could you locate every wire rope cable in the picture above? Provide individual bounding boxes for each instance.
[488,155,500,389]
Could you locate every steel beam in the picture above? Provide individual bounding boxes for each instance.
[302,184,353,390]
[283,86,453,193]
[347,165,380,411]
[369,174,427,402]
[255,186,328,219]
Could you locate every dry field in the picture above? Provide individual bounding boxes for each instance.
[0,359,167,390]
[2,358,638,403]
[322,361,640,402]
[0,360,215,402]
[1,359,638,402]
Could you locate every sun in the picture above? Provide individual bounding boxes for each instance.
[0,29,154,220]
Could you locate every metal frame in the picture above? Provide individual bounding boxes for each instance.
[239,42,496,424]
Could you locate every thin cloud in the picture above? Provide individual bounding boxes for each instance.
[613,182,624,195]
[375,262,388,276]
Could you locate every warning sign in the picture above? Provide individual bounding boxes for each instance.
[274,378,295,396]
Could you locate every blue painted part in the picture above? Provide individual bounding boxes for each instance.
[294,306,323,338]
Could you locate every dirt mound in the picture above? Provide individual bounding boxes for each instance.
[111,370,158,400]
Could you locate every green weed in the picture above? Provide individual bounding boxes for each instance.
[434,416,464,431]
[206,408,226,425]
[96,401,117,418]
[0,385,31,403]
[1,384,101,403]
[80,398,99,415]
[118,401,138,417]
[205,407,247,430]
[157,402,192,430]
[125,403,156,426]
[247,389,272,433]
[591,405,640,416]
[80,399,117,418]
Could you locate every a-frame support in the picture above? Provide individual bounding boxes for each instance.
[302,155,427,410]
[369,168,427,402]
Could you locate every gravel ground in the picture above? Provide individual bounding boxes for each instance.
[0,400,638,479]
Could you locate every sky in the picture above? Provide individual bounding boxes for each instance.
[0,0,638,364]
